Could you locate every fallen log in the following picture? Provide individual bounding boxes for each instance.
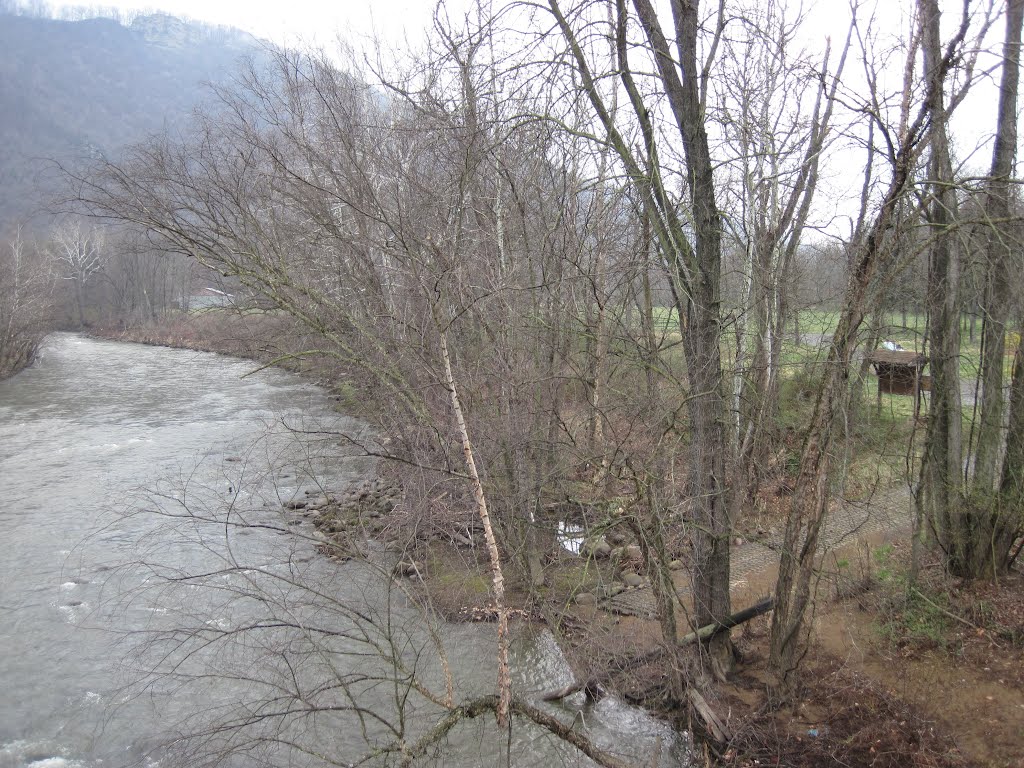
[539,678,605,703]
[541,596,775,703]
[688,687,732,743]
[677,595,775,647]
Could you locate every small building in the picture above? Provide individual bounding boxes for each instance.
[187,286,235,310]
[868,348,929,417]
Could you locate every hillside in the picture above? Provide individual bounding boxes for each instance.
[0,10,261,226]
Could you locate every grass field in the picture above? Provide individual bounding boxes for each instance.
[648,305,1020,495]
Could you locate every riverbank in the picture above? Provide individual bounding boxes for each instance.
[89,311,296,366]
[292,464,1013,766]
[91,316,1024,767]
[385,506,1023,767]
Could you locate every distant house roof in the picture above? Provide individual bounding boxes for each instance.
[188,286,235,309]
[868,349,928,366]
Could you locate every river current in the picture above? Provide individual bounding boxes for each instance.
[0,334,688,768]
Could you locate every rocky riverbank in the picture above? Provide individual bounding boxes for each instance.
[278,473,1021,768]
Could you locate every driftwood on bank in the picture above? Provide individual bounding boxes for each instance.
[688,687,732,743]
[541,596,775,704]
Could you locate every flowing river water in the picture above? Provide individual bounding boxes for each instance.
[0,334,689,768]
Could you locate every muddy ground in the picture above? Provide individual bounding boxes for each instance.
[399,512,1024,768]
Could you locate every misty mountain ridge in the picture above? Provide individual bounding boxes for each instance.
[128,11,257,50]
[0,7,263,227]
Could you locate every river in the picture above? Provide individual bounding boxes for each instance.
[0,334,689,768]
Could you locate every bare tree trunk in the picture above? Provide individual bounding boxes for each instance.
[998,324,1024,572]
[975,0,1024,497]
[437,328,512,726]
[769,0,970,689]
[917,0,965,572]
[973,0,1024,577]
[648,0,734,674]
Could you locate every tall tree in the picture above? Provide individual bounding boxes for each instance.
[717,0,849,512]
[51,219,105,327]
[541,0,735,674]
[0,227,55,377]
[769,0,973,692]
[917,0,966,574]
[959,0,1023,578]
[973,0,1024,497]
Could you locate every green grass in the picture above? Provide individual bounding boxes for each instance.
[879,590,952,648]
[865,544,955,650]
[789,309,1013,384]
[427,553,492,598]
[631,307,1005,388]
[548,560,600,596]
[619,305,1015,499]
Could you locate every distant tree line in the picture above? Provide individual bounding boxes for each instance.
[0,0,248,40]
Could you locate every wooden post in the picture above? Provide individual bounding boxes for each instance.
[917,366,925,421]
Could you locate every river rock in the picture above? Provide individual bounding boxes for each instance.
[574,592,598,606]
[581,536,611,558]
[393,560,422,578]
[284,499,308,510]
[607,531,627,546]
[620,572,645,588]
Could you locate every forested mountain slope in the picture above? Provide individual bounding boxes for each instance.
[0,9,260,225]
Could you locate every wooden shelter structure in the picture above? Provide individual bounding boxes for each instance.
[868,348,929,417]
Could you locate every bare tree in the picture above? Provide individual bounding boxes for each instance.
[922,0,1024,578]
[916,0,967,578]
[52,218,106,326]
[529,0,737,679]
[0,226,56,377]
[716,0,851,512]
[768,0,975,694]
